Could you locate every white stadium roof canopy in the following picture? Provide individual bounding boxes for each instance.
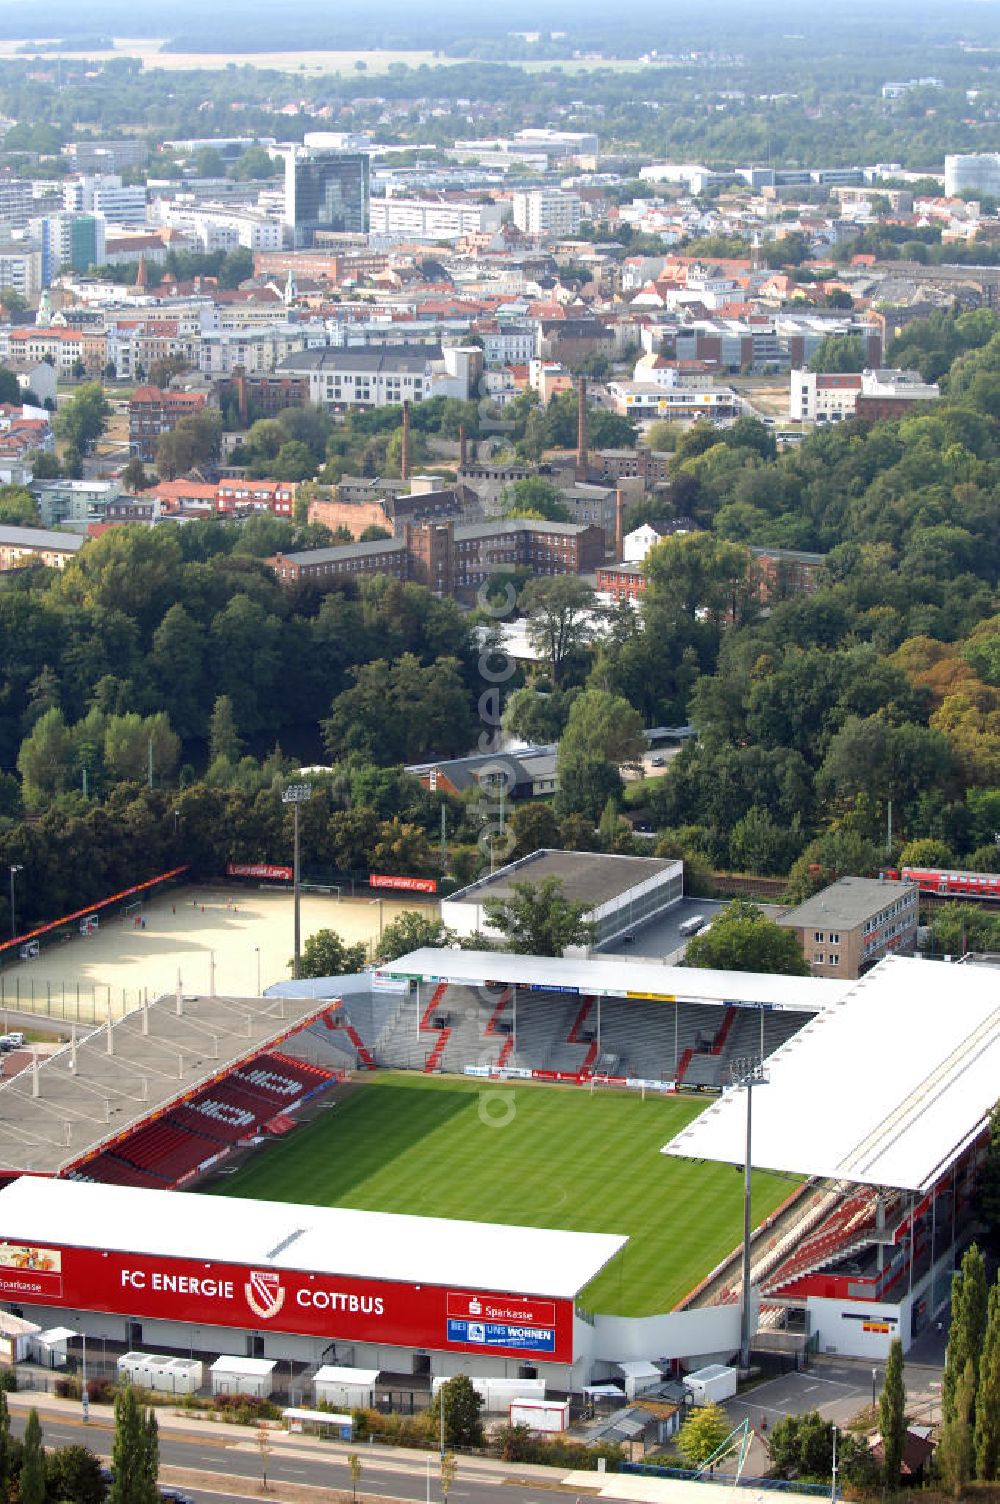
[662,955,1000,1192]
[381,948,849,1012]
[0,1179,627,1301]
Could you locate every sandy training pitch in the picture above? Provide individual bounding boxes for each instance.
[0,886,429,1023]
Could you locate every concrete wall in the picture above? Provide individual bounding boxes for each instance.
[586,1303,743,1367]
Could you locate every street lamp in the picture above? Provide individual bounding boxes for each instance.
[8,865,22,941]
[729,1055,769,1371]
[872,1366,878,1412]
[282,783,312,979]
[254,946,261,996]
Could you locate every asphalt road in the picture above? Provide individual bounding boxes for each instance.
[11,1408,599,1504]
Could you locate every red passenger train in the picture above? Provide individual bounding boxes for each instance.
[883,866,1000,899]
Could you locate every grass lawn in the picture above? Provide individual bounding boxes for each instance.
[210,1073,796,1315]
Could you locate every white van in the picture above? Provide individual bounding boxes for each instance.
[678,914,705,937]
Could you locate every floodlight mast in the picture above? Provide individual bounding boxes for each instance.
[282,783,313,979]
[729,1055,768,1371]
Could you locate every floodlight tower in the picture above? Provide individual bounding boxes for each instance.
[729,1055,769,1370]
[282,783,313,979]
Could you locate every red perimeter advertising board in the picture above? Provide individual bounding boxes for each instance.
[0,1241,573,1364]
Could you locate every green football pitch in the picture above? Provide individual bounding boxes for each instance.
[210,1073,797,1316]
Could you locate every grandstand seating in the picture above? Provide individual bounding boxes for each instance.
[116,1120,216,1183]
[763,1187,904,1296]
[274,981,815,1090]
[64,1048,337,1191]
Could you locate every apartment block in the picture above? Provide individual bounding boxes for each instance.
[778,877,918,979]
[512,190,582,237]
[128,386,209,462]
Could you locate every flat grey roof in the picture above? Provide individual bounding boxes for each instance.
[453,518,593,540]
[446,848,678,910]
[277,345,441,374]
[0,525,84,552]
[778,876,916,931]
[0,991,334,1176]
[275,538,404,566]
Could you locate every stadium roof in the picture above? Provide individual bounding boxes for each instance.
[662,955,1000,1193]
[445,850,679,911]
[0,1179,627,1301]
[379,948,849,1011]
[0,990,337,1177]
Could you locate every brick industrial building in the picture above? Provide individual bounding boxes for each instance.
[268,517,604,597]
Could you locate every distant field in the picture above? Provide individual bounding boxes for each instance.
[211,1072,797,1315]
[0,38,672,75]
[0,39,463,74]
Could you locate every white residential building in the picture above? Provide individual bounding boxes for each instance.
[790,367,939,422]
[275,343,480,408]
[511,190,582,237]
[196,324,326,378]
[65,175,147,227]
[0,244,42,299]
[368,196,503,242]
[153,201,282,252]
[0,180,34,230]
[475,321,537,368]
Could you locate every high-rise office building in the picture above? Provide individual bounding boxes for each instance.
[29,213,106,287]
[283,149,369,247]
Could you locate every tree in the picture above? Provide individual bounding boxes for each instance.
[645,420,682,453]
[937,1358,975,1499]
[943,1243,989,1423]
[121,456,151,493]
[154,410,221,478]
[45,1443,107,1504]
[685,899,810,976]
[54,383,111,454]
[675,1403,731,1468]
[0,484,38,525]
[17,706,75,805]
[808,334,867,373]
[558,688,645,769]
[378,911,454,961]
[440,1451,457,1504]
[298,929,368,979]
[767,1411,835,1480]
[109,1384,158,1504]
[974,1280,1000,1481]
[484,876,595,956]
[256,1422,271,1491]
[520,575,595,686]
[502,477,571,522]
[899,836,954,868]
[208,694,243,764]
[502,687,572,745]
[879,1338,907,1491]
[20,1408,45,1504]
[508,802,561,860]
[0,366,20,405]
[435,1375,484,1448]
[0,1390,11,1500]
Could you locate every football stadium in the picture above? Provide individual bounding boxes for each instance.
[0,941,994,1408]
